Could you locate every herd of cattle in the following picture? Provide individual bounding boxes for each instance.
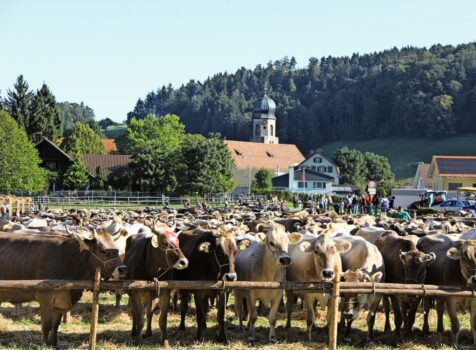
[1,207,476,348]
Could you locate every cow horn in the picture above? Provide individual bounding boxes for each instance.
[169,221,176,232]
[65,225,74,235]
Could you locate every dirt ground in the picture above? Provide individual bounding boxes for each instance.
[0,292,473,350]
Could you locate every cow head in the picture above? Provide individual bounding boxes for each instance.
[447,240,476,285]
[340,269,383,320]
[75,227,127,280]
[302,234,351,281]
[199,229,239,281]
[399,250,435,283]
[265,223,291,266]
[151,220,188,270]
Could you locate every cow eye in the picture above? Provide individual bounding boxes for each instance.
[269,242,275,248]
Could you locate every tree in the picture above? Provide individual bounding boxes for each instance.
[126,114,185,193]
[98,117,118,129]
[0,110,47,193]
[91,165,105,190]
[363,152,395,196]
[176,134,235,195]
[30,84,63,141]
[57,101,96,133]
[5,75,34,134]
[252,168,273,191]
[333,147,366,189]
[61,123,104,155]
[63,155,89,190]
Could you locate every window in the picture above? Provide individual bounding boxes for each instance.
[298,181,308,188]
[313,156,322,164]
[327,166,333,173]
[473,183,476,188]
[313,182,323,189]
[270,124,274,136]
[255,124,260,136]
[46,161,57,170]
[317,166,326,173]
[311,165,317,171]
[448,183,462,191]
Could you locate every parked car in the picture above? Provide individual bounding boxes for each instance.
[430,199,472,212]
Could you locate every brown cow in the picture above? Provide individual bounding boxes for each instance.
[375,232,435,337]
[0,228,126,347]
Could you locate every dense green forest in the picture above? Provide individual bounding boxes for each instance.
[127,43,476,153]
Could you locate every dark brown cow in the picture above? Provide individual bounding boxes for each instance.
[176,228,239,343]
[0,229,126,347]
[418,234,476,348]
[124,226,188,346]
[375,232,435,336]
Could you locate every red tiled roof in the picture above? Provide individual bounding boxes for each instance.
[82,155,132,178]
[56,138,118,154]
[224,140,304,173]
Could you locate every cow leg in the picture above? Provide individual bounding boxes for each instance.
[268,293,282,342]
[305,295,316,342]
[422,297,431,334]
[195,292,206,342]
[145,297,157,337]
[179,291,189,331]
[62,311,71,324]
[129,292,145,345]
[285,291,294,330]
[383,295,392,332]
[405,296,421,337]
[158,290,171,348]
[390,296,403,338]
[47,310,64,347]
[115,292,122,309]
[470,298,476,347]
[216,292,227,343]
[246,295,258,344]
[171,289,179,312]
[367,295,381,344]
[234,292,244,331]
[437,299,445,334]
[446,298,460,348]
[39,302,53,345]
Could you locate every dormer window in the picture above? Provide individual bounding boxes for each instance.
[266,151,274,158]
[234,149,242,156]
[313,156,322,163]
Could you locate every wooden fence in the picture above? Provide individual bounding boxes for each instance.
[1,268,476,350]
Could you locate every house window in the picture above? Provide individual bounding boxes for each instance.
[298,181,307,188]
[313,156,322,163]
[317,166,326,173]
[473,183,476,188]
[46,161,57,170]
[327,166,333,173]
[270,124,274,136]
[448,183,462,191]
[311,165,317,171]
[313,182,323,189]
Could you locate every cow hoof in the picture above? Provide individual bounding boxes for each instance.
[367,340,375,347]
[217,335,227,344]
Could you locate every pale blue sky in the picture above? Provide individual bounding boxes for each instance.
[1,0,475,122]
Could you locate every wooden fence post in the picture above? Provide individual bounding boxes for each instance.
[89,267,101,350]
[328,265,341,350]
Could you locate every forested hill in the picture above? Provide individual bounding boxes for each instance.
[127,43,476,154]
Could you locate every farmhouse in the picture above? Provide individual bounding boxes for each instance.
[428,155,476,191]
[224,95,305,194]
[413,162,432,190]
[272,151,340,194]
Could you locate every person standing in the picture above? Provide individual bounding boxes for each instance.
[372,194,380,216]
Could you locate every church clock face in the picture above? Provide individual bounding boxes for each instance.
[261,120,267,126]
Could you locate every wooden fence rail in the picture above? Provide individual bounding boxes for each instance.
[2,277,476,350]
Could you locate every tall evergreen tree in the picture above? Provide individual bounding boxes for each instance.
[5,75,34,134]
[30,83,63,140]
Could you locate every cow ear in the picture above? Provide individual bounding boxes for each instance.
[399,250,407,261]
[370,271,383,282]
[151,235,159,248]
[447,247,461,260]
[288,232,302,244]
[335,241,351,253]
[199,241,211,253]
[426,252,436,264]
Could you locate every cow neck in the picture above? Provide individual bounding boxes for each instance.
[262,243,286,282]
[78,249,97,280]
[146,239,171,279]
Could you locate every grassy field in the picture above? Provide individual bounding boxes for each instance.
[320,134,476,179]
[103,124,127,139]
[0,292,474,350]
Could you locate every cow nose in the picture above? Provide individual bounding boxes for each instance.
[117,265,127,275]
[174,258,189,270]
[224,273,237,281]
[322,269,334,279]
[279,256,291,266]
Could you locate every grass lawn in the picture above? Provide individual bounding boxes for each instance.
[0,292,473,350]
[320,133,476,179]
[102,124,127,139]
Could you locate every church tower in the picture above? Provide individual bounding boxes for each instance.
[250,95,279,144]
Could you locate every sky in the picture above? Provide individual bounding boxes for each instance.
[1,0,475,123]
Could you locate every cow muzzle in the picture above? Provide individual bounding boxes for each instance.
[321,269,335,281]
[278,255,291,266]
[112,265,128,280]
[224,272,237,281]
[468,275,476,285]
[173,258,189,270]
